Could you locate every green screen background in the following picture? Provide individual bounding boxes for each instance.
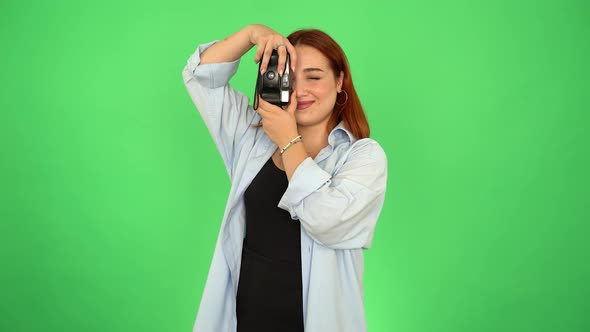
[1,0,588,331]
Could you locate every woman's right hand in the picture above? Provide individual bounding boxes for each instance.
[248,24,297,76]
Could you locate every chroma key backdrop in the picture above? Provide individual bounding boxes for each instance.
[1,0,588,331]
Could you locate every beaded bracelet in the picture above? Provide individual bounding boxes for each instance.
[279,135,303,156]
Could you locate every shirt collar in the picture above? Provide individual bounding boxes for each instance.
[328,121,356,148]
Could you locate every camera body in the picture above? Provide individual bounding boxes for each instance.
[253,50,292,110]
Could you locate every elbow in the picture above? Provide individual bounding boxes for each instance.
[304,223,337,246]
[296,196,383,249]
[301,216,375,249]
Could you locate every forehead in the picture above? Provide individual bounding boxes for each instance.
[294,45,331,71]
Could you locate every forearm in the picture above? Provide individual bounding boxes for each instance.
[278,141,388,249]
[199,24,272,64]
[281,142,308,182]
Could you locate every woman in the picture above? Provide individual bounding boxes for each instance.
[183,24,387,332]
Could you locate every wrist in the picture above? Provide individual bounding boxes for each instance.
[279,134,303,157]
[245,24,257,45]
[247,24,270,45]
[278,133,300,149]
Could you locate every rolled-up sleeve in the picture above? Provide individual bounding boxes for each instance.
[182,40,260,178]
[278,139,388,249]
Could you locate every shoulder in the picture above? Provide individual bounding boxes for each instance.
[330,123,386,162]
[349,138,387,164]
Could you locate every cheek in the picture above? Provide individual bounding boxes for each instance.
[315,85,337,103]
[321,90,337,107]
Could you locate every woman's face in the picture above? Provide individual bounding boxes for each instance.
[291,45,343,130]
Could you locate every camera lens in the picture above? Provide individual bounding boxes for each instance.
[266,71,276,80]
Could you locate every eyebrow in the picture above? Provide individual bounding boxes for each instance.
[303,68,325,73]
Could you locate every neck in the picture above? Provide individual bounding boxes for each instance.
[297,123,331,159]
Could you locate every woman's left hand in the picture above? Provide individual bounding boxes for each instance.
[256,91,299,147]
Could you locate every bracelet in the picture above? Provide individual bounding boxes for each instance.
[279,135,303,156]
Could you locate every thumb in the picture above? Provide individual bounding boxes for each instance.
[287,90,297,115]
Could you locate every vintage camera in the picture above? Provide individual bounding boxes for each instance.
[253,49,292,110]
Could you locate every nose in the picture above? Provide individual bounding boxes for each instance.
[293,80,308,96]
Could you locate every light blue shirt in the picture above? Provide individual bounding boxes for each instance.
[183,40,388,332]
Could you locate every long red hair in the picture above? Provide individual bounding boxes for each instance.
[287,29,370,138]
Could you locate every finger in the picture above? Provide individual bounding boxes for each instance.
[257,108,267,120]
[285,42,297,71]
[277,44,287,76]
[257,97,273,110]
[255,104,269,121]
[260,43,274,74]
[253,37,269,64]
[258,97,282,113]
[287,90,298,115]
[254,44,264,64]
[253,92,260,111]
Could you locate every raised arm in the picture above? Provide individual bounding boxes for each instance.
[200,24,297,75]
[182,24,296,179]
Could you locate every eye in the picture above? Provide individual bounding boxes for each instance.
[308,77,321,80]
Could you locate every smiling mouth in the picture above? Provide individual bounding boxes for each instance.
[297,101,314,110]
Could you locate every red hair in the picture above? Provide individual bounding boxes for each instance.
[287,29,370,139]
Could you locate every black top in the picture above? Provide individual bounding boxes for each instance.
[236,157,304,332]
